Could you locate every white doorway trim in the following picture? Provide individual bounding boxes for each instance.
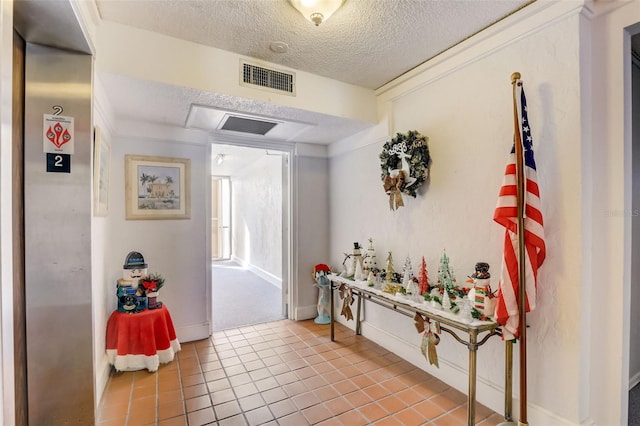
[208,135,296,328]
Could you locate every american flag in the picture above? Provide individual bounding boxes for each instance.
[493,81,546,341]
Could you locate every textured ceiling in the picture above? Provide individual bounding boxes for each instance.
[96,0,532,90]
[93,0,534,145]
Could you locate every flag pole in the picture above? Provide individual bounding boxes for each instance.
[511,71,528,426]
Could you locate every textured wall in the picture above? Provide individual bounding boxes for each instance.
[295,155,331,318]
[330,12,583,424]
[106,137,209,342]
[232,154,282,279]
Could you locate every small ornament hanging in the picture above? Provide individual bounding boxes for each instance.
[380,130,431,210]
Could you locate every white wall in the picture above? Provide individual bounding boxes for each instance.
[96,22,376,124]
[329,4,585,425]
[231,154,282,284]
[92,76,116,409]
[587,2,640,425]
[105,135,210,343]
[294,155,331,319]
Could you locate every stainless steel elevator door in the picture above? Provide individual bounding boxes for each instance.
[23,43,94,426]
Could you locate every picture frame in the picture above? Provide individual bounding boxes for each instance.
[125,155,191,220]
[93,127,110,216]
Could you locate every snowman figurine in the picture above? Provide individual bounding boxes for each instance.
[117,251,148,313]
[466,262,495,318]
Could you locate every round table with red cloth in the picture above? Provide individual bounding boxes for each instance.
[106,305,181,372]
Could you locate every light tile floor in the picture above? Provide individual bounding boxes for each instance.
[97,319,504,425]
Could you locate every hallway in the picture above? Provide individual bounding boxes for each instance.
[212,261,284,331]
[97,319,502,425]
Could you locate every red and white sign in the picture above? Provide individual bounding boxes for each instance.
[43,114,74,154]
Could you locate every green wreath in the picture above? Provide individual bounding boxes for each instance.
[380,131,431,209]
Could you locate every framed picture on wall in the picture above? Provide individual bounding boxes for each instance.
[125,155,191,220]
[93,127,110,216]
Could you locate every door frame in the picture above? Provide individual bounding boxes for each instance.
[207,136,295,332]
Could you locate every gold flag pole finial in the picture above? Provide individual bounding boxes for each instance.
[511,72,521,84]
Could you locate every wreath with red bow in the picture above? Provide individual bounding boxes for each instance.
[379,131,431,210]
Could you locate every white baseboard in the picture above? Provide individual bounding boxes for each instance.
[176,322,210,343]
[94,354,111,410]
[332,315,576,425]
[231,255,282,289]
[295,304,317,321]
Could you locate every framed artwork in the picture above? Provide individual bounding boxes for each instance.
[125,155,191,220]
[93,127,110,216]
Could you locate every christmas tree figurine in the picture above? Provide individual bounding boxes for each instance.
[442,289,452,310]
[402,255,413,286]
[385,251,395,283]
[363,238,378,273]
[437,251,456,294]
[418,256,429,295]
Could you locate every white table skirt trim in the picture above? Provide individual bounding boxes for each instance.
[107,339,181,372]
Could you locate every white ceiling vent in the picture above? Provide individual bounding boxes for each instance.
[240,60,295,96]
[220,115,278,136]
[185,105,314,141]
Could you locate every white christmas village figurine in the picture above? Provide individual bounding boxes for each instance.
[362,238,377,273]
[117,251,148,313]
[423,250,457,311]
[352,242,366,280]
[402,255,420,297]
[339,242,367,280]
[313,264,332,324]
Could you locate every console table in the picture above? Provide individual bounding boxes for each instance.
[328,274,505,426]
[106,305,181,372]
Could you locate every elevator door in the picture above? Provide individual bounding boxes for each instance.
[23,43,94,426]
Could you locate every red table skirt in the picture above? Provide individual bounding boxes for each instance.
[106,305,181,372]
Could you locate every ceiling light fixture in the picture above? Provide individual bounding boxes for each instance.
[288,0,346,26]
[215,154,225,165]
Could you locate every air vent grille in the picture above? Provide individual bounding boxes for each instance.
[220,116,278,136]
[242,62,295,95]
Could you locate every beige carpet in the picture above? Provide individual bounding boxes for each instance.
[212,260,284,331]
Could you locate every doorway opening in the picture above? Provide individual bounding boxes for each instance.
[210,143,290,331]
[211,176,231,260]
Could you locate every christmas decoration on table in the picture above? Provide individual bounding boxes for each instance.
[339,252,354,278]
[466,262,496,321]
[352,242,365,280]
[402,255,420,297]
[385,251,395,284]
[312,264,332,324]
[367,271,375,286]
[139,272,165,310]
[380,130,431,210]
[423,251,462,312]
[442,289,452,310]
[417,314,441,368]
[338,283,354,321]
[381,251,404,294]
[117,251,148,313]
[437,251,456,293]
[362,238,378,273]
[418,256,430,295]
[414,312,426,333]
